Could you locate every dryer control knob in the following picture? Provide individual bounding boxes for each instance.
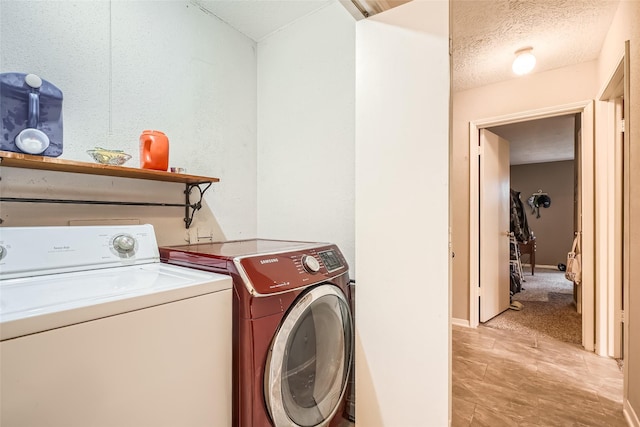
[302,255,321,273]
[0,245,6,261]
[112,234,136,257]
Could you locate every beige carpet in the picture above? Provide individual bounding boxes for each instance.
[484,269,582,344]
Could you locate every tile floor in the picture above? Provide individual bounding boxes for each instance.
[340,325,624,426]
[452,324,626,426]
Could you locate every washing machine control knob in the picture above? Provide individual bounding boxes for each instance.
[0,245,6,261]
[112,234,136,257]
[302,255,321,274]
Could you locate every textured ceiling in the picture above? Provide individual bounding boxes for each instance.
[489,115,576,165]
[193,0,617,165]
[195,0,621,89]
[193,0,332,41]
[451,0,620,92]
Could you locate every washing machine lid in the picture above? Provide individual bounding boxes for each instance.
[0,263,231,340]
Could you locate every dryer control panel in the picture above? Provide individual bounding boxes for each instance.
[237,245,348,296]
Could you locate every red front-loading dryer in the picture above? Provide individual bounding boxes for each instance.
[159,239,353,427]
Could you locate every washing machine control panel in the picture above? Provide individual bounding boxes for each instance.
[0,224,160,280]
[238,245,348,295]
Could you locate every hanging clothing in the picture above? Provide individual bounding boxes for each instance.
[510,264,523,295]
[510,189,532,243]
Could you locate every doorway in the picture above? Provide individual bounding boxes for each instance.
[481,114,582,345]
[468,101,595,351]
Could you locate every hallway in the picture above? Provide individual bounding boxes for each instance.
[485,269,582,345]
[452,325,626,426]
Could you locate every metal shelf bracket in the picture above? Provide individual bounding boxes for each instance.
[184,182,212,229]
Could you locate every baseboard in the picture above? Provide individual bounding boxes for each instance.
[625,399,640,427]
[451,318,470,328]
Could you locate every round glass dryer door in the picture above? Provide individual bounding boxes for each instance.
[264,284,353,427]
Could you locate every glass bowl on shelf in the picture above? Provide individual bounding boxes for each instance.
[86,147,132,166]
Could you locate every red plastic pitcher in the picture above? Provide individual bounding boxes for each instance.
[139,130,169,171]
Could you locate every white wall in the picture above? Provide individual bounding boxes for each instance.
[355,1,450,425]
[256,1,356,272]
[0,1,257,242]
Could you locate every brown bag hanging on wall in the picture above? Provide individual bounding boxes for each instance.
[565,233,582,285]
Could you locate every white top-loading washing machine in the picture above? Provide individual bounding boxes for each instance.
[0,224,232,427]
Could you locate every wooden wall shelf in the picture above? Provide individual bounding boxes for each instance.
[0,151,219,228]
[0,150,219,184]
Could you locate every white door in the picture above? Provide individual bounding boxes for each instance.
[479,129,511,322]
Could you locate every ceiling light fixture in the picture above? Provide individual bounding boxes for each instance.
[512,47,536,76]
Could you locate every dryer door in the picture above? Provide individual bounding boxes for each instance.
[264,284,353,427]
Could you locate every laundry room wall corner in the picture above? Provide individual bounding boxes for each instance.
[256,2,356,273]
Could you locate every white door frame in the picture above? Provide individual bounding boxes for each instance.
[468,100,595,351]
[594,44,631,419]
[596,51,626,358]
